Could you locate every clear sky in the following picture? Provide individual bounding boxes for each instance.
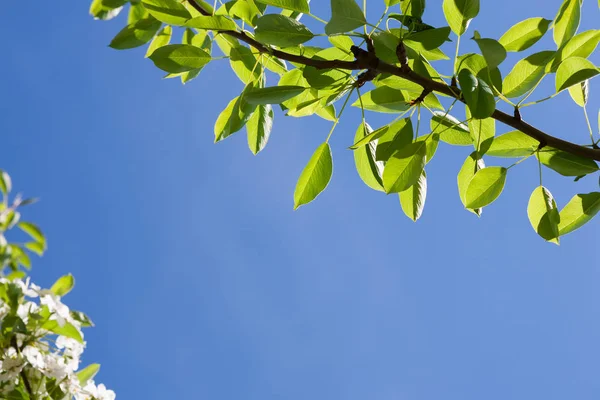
[2,1,600,399]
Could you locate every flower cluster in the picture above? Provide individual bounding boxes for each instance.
[0,275,115,400]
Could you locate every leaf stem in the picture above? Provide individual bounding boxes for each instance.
[326,88,355,143]
[453,35,461,76]
[517,75,546,107]
[583,105,595,144]
[307,13,327,24]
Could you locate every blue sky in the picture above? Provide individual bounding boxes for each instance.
[2,0,600,399]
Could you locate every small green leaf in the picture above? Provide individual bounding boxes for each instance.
[18,222,46,248]
[141,0,191,26]
[51,274,75,297]
[486,131,539,157]
[214,87,257,142]
[294,143,333,209]
[145,25,172,57]
[247,104,273,155]
[24,242,44,257]
[128,2,149,24]
[352,87,410,113]
[90,0,125,20]
[148,44,211,73]
[553,0,581,48]
[458,69,495,119]
[442,0,480,36]
[353,123,384,192]
[42,320,83,343]
[405,27,452,50]
[527,186,560,244]
[558,192,600,236]
[185,15,238,30]
[537,148,599,176]
[549,30,600,72]
[465,112,495,155]
[568,79,588,107]
[109,17,162,50]
[255,0,310,13]
[400,0,425,18]
[498,17,551,52]
[77,364,101,386]
[325,0,367,35]
[471,32,506,69]
[399,170,427,221]
[0,170,12,196]
[382,141,427,194]
[349,124,389,149]
[375,118,414,161]
[465,166,507,209]
[255,14,314,47]
[502,50,555,98]
[555,57,599,93]
[430,112,472,146]
[458,152,485,216]
[245,86,306,105]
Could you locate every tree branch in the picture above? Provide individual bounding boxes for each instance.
[187,0,600,161]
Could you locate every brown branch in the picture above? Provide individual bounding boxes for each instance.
[187,0,600,161]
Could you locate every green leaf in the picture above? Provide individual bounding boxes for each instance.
[352,87,410,113]
[255,0,310,13]
[555,57,599,93]
[51,274,75,297]
[405,27,452,50]
[458,152,484,215]
[215,35,261,84]
[458,69,495,119]
[77,364,101,386]
[145,25,172,57]
[442,0,479,36]
[148,44,211,73]
[465,110,495,154]
[502,50,555,98]
[558,192,600,236]
[24,242,44,257]
[375,118,414,161]
[549,30,600,72]
[553,0,581,48]
[324,0,367,35]
[349,124,390,149]
[255,14,314,47]
[18,222,46,248]
[70,310,95,328]
[382,141,427,194]
[399,170,427,221]
[499,17,551,52]
[486,131,539,157]
[456,53,503,91]
[185,15,238,30]
[527,186,560,244]
[471,31,506,69]
[0,170,11,196]
[294,143,333,209]
[128,2,149,24]
[537,148,599,176]
[465,166,507,209]
[42,320,83,343]
[568,79,588,107]
[245,86,305,104]
[329,35,354,51]
[353,123,384,191]
[247,104,273,155]
[416,134,439,164]
[401,0,425,18]
[214,87,257,142]
[430,112,472,146]
[109,17,162,50]
[90,0,125,20]
[141,0,191,26]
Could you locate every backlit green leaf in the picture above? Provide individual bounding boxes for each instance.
[149,44,211,73]
[558,192,600,236]
[51,274,75,297]
[141,0,191,26]
[549,30,600,72]
[325,0,367,35]
[375,118,414,161]
[527,186,560,244]
[294,143,333,209]
[499,17,551,52]
[553,0,581,48]
[353,123,384,192]
[472,31,506,69]
[555,57,599,93]
[457,152,484,216]
[430,112,472,146]
[352,87,410,113]
[568,79,588,107]
[465,166,507,209]
[255,0,310,13]
[245,86,306,104]
[77,364,101,386]
[486,131,539,157]
[399,170,427,221]
[186,15,238,30]
[401,0,425,18]
[458,69,495,119]
[382,141,427,193]
[502,50,555,98]
[109,17,162,50]
[442,0,479,36]
[255,14,314,47]
[145,25,172,57]
[537,148,599,176]
[247,104,273,155]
